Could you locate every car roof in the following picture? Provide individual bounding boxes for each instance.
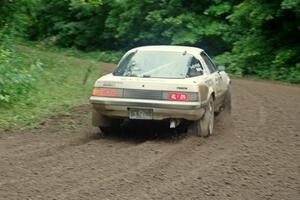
[129,45,204,55]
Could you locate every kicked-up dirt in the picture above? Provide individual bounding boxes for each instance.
[0,74,299,199]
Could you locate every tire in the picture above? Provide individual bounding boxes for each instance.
[99,118,122,135]
[99,126,112,134]
[189,97,214,137]
[224,85,232,113]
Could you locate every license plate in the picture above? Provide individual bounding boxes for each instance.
[129,109,153,120]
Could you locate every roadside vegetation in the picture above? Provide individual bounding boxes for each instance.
[2,0,300,84]
[0,41,120,132]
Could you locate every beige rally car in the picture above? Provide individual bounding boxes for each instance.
[90,46,231,137]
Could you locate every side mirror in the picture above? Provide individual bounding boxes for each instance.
[218,65,225,71]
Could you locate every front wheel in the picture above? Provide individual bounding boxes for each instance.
[189,97,214,137]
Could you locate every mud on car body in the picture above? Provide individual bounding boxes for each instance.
[90,45,231,137]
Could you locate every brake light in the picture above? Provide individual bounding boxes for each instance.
[92,88,123,97]
[92,88,101,96]
[162,91,198,101]
[168,92,189,101]
[100,88,116,97]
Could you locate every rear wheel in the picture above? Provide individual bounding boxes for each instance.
[189,97,214,137]
[224,85,232,112]
[99,118,122,135]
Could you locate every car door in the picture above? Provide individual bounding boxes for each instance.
[200,52,223,102]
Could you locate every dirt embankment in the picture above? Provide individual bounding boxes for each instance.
[0,68,299,199]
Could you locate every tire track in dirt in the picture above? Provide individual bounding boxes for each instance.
[0,73,299,200]
[55,80,271,200]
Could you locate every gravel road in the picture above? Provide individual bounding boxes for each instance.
[0,68,299,200]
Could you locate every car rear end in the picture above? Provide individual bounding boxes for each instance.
[90,46,207,128]
[90,75,205,127]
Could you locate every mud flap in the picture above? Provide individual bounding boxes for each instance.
[92,109,112,127]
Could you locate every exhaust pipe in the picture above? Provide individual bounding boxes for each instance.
[170,119,180,128]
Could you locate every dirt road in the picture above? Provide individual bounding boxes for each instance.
[0,74,299,199]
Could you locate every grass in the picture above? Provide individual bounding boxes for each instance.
[0,43,115,132]
[20,39,124,64]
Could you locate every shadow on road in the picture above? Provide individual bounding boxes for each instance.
[95,120,189,143]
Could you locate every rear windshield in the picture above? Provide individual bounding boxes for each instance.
[113,50,193,78]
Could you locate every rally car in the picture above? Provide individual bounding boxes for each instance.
[90,46,231,137]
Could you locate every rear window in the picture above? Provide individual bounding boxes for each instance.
[113,50,194,78]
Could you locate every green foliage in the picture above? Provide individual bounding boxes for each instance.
[0,45,35,104]
[0,0,40,37]
[0,0,44,104]
[204,2,232,16]
[281,0,300,10]
[1,0,299,83]
[219,0,300,83]
[0,44,105,131]
[0,28,38,105]
[28,0,112,49]
[25,40,123,64]
[29,0,234,53]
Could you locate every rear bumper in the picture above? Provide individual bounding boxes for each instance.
[90,96,205,120]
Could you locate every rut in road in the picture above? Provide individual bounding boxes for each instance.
[0,78,299,200]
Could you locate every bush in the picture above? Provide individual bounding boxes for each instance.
[0,30,43,105]
[0,46,36,104]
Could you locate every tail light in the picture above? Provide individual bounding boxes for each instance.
[92,87,123,97]
[163,92,198,101]
[168,92,188,101]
